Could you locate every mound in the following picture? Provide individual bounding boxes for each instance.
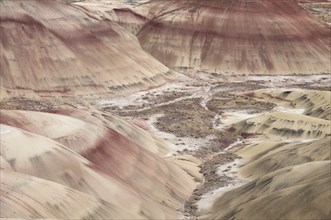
[202,161,331,220]
[136,0,330,74]
[0,109,169,155]
[1,170,140,219]
[0,0,175,98]
[0,124,141,213]
[109,8,147,34]
[0,109,196,219]
[237,137,331,179]
[250,89,331,120]
[87,7,148,35]
[234,112,330,139]
[201,88,331,219]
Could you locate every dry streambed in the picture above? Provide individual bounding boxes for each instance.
[97,74,331,219]
[3,74,328,219]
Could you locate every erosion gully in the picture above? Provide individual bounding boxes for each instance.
[95,73,331,220]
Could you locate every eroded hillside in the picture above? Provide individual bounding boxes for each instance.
[0,0,176,98]
[135,0,331,74]
[1,0,330,220]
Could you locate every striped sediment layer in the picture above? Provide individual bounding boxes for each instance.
[0,0,177,98]
[200,89,331,220]
[0,109,195,219]
[136,0,330,75]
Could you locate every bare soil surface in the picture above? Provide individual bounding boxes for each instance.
[183,152,240,218]
[2,73,330,220]
[98,73,331,219]
[299,2,331,25]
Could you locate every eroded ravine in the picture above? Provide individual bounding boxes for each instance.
[2,0,330,219]
[97,73,331,219]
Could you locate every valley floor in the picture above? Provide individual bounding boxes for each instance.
[95,72,331,219]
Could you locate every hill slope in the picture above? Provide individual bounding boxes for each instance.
[0,0,176,98]
[136,0,330,74]
[0,109,196,219]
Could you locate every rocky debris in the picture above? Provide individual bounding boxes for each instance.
[299,2,331,25]
[207,93,277,115]
[0,99,56,112]
[105,97,217,138]
[184,153,240,218]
